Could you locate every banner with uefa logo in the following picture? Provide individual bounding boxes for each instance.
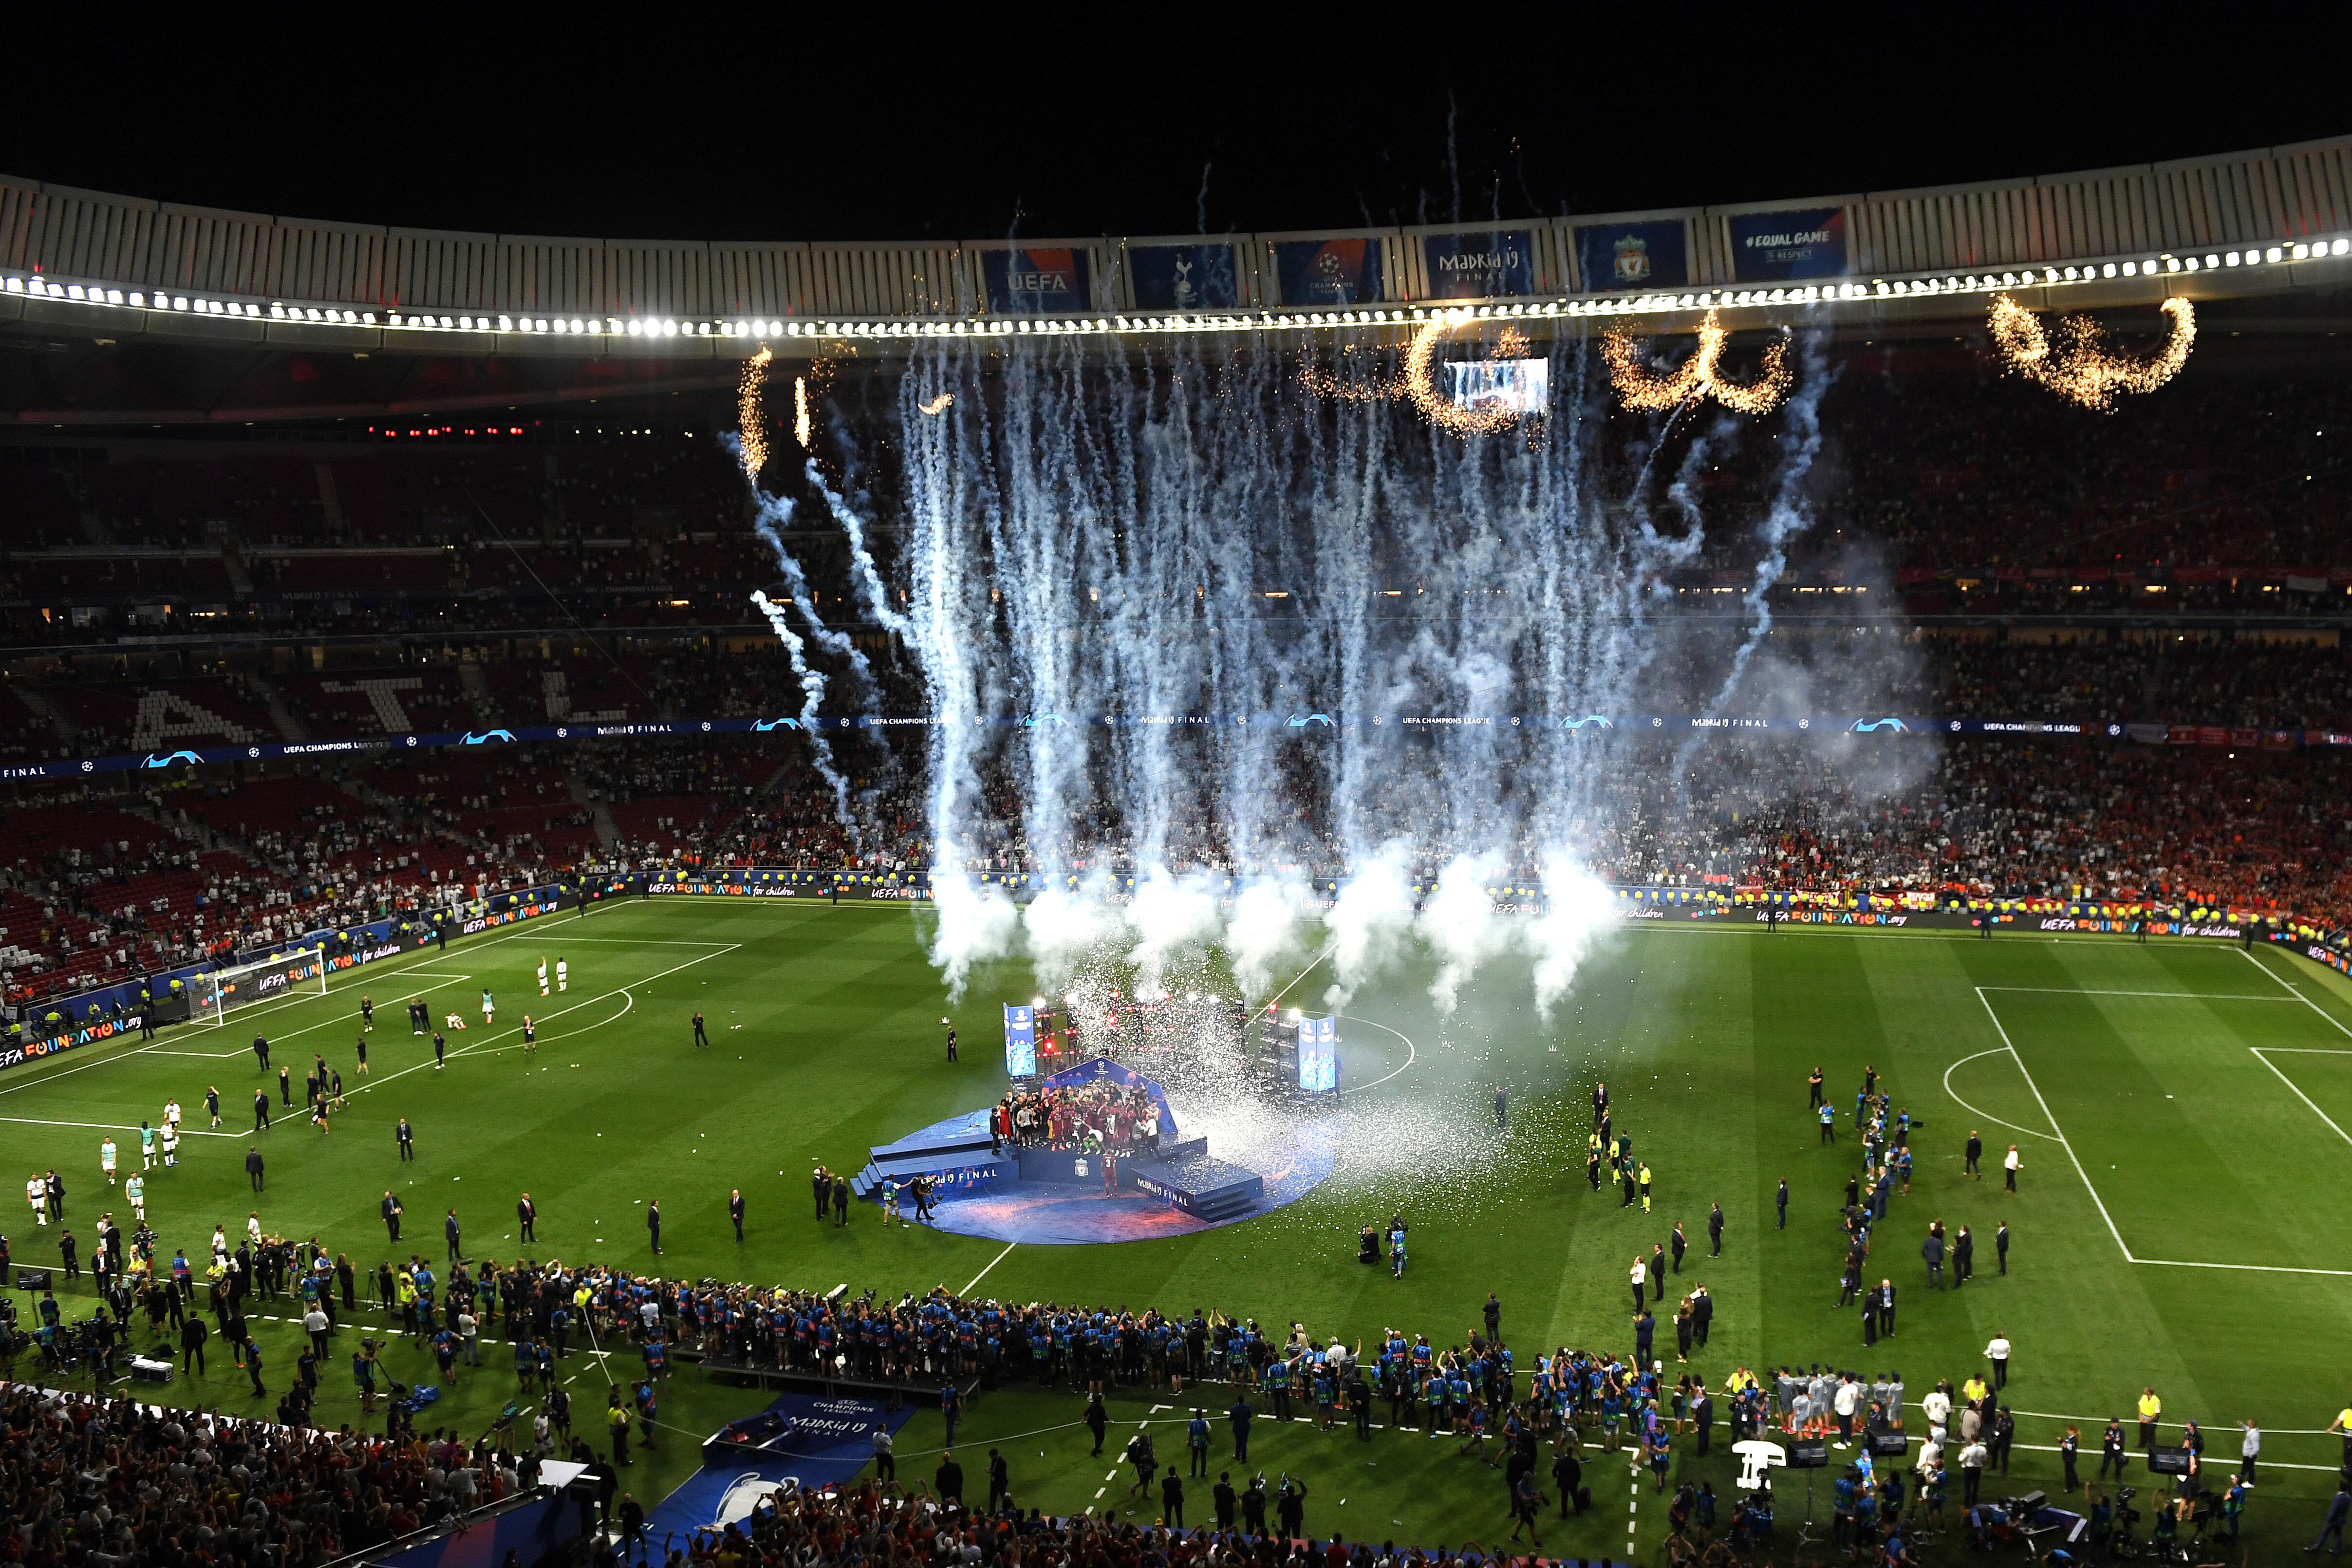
[981,248,1091,314]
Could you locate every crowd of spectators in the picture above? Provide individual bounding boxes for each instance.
[0,1382,546,1568]
[2,340,2351,653]
[5,720,2347,1016]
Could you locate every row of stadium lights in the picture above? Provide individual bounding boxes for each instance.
[4,238,2347,342]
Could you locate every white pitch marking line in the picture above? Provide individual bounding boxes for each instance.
[2239,945,2352,1040]
[960,1242,1016,1296]
[1979,986,2298,1000]
[0,1115,238,1138]
[1941,1046,2064,1144]
[1974,986,2134,1262]
[1978,984,2352,1278]
[2249,1048,2352,1148]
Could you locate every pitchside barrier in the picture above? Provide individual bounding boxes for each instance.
[14,869,2344,1071]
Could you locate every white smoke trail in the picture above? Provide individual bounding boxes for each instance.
[1525,854,1620,1019]
[1021,876,1125,990]
[1223,875,1317,1002]
[927,871,1020,1002]
[1693,329,1835,718]
[1419,850,1511,1015]
[804,458,914,640]
[746,588,855,835]
[1323,840,1416,1009]
[1125,869,1226,992]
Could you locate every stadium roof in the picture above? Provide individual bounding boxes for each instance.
[1,137,2349,419]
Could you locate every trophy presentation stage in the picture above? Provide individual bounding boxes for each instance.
[849,1055,1337,1246]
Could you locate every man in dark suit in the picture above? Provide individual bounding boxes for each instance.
[934,1451,963,1506]
[381,1191,402,1241]
[1995,1221,2010,1275]
[1776,1179,1789,1229]
[1921,1228,1944,1288]
[1694,1386,1716,1456]
[518,1193,537,1244]
[1877,1280,1897,1336]
[1691,1287,1714,1348]
[245,1147,265,1192]
[646,1199,661,1255]
[1965,1130,1983,1179]
[729,1189,746,1242]
[1650,1243,1667,1301]
[1708,1201,1726,1256]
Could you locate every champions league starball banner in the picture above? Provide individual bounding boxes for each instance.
[1573,220,1689,293]
[1422,230,1534,299]
[1003,1004,1037,1077]
[1275,237,1382,306]
[982,248,1091,314]
[1298,1014,1337,1093]
[1727,206,1849,282]
[1128,243,1239,310]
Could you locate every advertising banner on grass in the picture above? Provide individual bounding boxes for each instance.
[1128,243,1239,310]
[1573,219,1689,292]
[1421,230,1534,299]
[981,248,1091,314]
[1727,207,1848,282]
[649,1393,914,1541]
[1275,238,1382,306]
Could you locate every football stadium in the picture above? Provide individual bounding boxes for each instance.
[4,85,2352,1568]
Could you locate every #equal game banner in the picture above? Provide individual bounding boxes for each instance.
[1128,243,1239,310]
[981,248,1091,314]
[1727,206,1848,282]
[1421,230,1534,299]
[1274,237,1383,306]
[1573,219,1688,293]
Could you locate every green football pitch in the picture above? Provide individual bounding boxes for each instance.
[4,896,2350,1561]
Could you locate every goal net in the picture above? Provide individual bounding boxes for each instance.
[187,946,330,1027]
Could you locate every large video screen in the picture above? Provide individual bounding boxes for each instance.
[1445,357,1549,417]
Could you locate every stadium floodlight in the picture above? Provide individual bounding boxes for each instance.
[186,946,330,1028]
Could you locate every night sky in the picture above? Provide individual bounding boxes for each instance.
[8,20,2337,245]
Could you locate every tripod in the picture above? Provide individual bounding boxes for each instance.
[1792,1467,1826,1553]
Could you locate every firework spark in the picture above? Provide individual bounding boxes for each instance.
[1988,294,2195,411]
[1602,309,1792,416]
[917,392,954,416]
[793,376,813,449]
[1402,314,1523,436]
[1293,311,1539,435]
[734,347,772,481]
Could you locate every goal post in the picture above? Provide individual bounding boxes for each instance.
[187,946,330,1028]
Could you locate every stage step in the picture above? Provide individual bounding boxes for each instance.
[850,1110,1018,1202]
[1127,1149,1264,1220]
